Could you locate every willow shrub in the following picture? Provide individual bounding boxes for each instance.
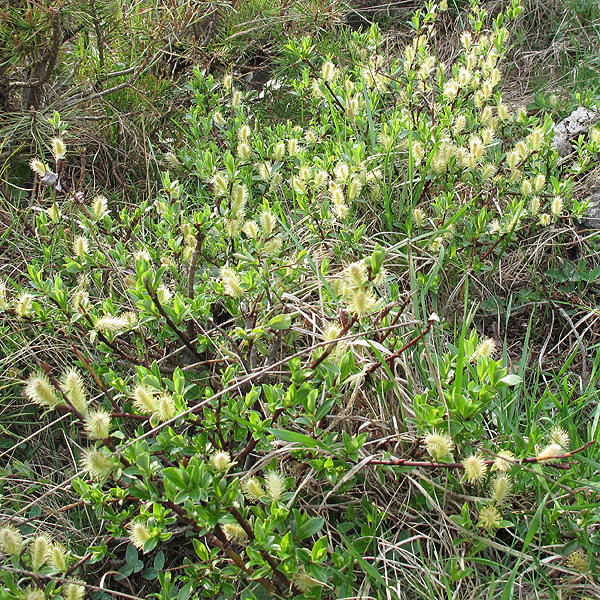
[2,1,599,598]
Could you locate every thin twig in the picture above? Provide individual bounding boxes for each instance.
[187,229,205,300]
[309,314,358,370]
[369,440,596,469]
[71,345,121,412]
[228,505,302,595]
[145,279,204,361]
[365,313,438,375]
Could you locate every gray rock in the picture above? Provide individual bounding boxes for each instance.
[552,106,600,157]
[579,187,600,229]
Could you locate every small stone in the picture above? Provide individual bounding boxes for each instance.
[553,106,600,157]
[579,187,600,229]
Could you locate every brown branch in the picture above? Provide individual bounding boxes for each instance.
[550,439,596,458]
[235,406,285,467]
[144,280,204,361]
[8,9,62,91]
[236,313,395,464]
[309,314,358,370]
[75,416,284,596]
[365,314,438,375]
[74,402,284,596]
[369,440,596,469]
[40,362,86,422]
[65,536,115,577]
[161,499,281,596]
[228,505,302,595]
[303,58,347,114]
[71,345,121,412]
[187,229,205,300]
[116,321,419,452]
[186,229,205,341]
[376,292,415,344]
[109,412,150,421]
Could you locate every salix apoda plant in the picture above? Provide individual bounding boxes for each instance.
[284,0,583,278]
[2,1,598,598]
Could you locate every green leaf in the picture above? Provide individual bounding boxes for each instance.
[339,351,355,382]
[125,543,138,565]
[266,313,295,330]
[193,539,209,561]
[268,427,319,447]
[370,246,385,275]
[142,567,158,581]
[143,538,158,553]
[340,532,387,588]
[136,451,150,474]
[298,517,325,540]
[499,374,522,386]
[311,535,329,562]
[178,583,192,600]
[115,565,133,580]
